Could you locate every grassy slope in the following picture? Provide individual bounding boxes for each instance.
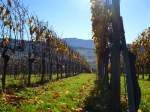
[0,73,96,112]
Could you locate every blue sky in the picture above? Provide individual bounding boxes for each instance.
[23,0,150,43]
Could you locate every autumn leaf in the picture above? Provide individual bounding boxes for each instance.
[3,94,25,107]
[52,92,60,99]
[65,90,69,95]
[28,19,32,25]
[74,108,84,112]
[138,109,142,112]
[3,8,10,17]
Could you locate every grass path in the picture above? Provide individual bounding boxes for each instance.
[0,73,96,112]
[0,74,150,112]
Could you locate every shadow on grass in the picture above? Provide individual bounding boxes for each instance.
[0,73,70,94]
[84,79,112,112]
[0,79,51,94]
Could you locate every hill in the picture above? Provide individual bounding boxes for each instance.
[74,47,96,70]
[63,38,96,70]
[63,38,94,49]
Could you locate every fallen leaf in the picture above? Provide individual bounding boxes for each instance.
[52,92,60,99]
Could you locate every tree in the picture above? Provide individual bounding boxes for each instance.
[131,27,150,80]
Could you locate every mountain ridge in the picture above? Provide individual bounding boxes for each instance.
[63,38,94,49]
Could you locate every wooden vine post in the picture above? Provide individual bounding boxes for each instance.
[111,0,121,111]
[120,17,136,112]
[111,0,136,111]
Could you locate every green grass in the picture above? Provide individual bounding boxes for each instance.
[1,73,150,112]
[121,75,150,112]
[0,75,41,88]
[0,73,96,112]
[0,74,65,88]
[138,78,150,112]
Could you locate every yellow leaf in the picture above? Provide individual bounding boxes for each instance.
[65,90,69,95]
[138,109,142,112]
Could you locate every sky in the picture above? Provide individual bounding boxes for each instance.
[23,0,150,43]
